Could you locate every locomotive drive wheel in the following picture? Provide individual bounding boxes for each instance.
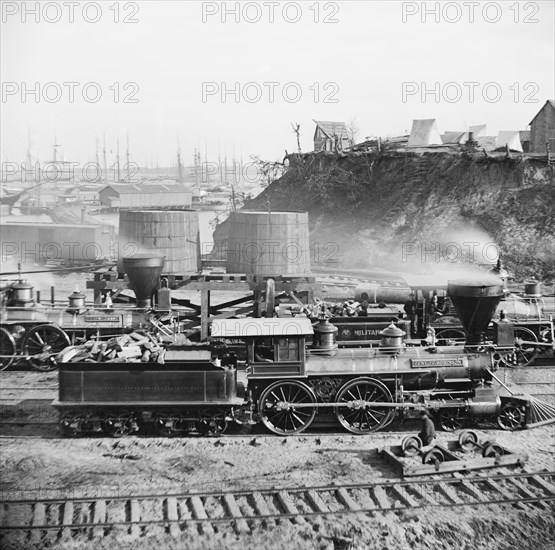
[0,328,17,371]
[512,327,539,367]
[497,403,525,431]
[334,377,394,434]
[438,409,464,431]
[21,324,71,371]
[258,380,317,435]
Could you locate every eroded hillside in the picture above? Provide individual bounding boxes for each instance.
[215,150,554,282]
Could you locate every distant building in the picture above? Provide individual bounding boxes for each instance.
[99,183,192,209]
[313,120,352,152]
[529,100,555,153]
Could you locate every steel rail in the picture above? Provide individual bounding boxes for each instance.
[1,472,553,533]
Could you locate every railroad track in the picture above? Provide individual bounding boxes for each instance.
[1,472,554,540]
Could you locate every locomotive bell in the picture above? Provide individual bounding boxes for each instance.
[379,323,405,353]
[67,290,86,313]
[313,318,338,351]
[11,280,34,307]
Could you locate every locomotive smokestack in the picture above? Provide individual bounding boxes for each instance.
[123,254,165,308]
[447,280,504,347]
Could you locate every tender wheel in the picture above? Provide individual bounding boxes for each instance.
[422,448,444,465]
[497,403,525,431]
[102,413,137,437]
[258,380,317,435]
[435,328,465,345]
[458,429,479,452]
[483,443,505,458]
[439,409,464,431]
[0,327,17,371]
[21,324,71,371]
[154,412,180,437]
[199,409,229,436]
[512,327,539,367]
[335,377,394,434]
[401,435,422,456]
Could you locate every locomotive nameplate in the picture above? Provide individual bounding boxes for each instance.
[85,315,122,326]
[411,358,466,368]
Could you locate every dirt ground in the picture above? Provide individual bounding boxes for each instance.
[1,371,554,550]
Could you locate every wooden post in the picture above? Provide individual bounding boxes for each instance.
[201,289,210,340]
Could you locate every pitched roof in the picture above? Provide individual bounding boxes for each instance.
[313,120,349,139]
[519,130,530,142]
[101,183,190,195]
[529,99,555,124]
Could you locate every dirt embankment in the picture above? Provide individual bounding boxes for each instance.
[215,151,554,283]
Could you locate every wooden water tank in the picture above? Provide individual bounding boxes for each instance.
[119,210,200,274]
[226,211,311,276]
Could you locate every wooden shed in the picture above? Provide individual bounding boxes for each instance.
[313,120,352,152]
[529,100,555,153]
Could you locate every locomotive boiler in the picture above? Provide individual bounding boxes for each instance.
[53,277,537,436]
[0,256,173,371]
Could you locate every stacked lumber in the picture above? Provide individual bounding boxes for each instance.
[56,332,166,364]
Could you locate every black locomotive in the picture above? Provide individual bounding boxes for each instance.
[54,273,540,436]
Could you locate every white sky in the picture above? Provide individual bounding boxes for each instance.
[1,0,554,168]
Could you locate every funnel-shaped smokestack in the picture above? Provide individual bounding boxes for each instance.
[448,280,504,346]
[123,254,165,308]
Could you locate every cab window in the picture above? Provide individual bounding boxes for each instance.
[277,338,300,362]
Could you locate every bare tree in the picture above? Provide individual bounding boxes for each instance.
[346,117,360,145]
[291,123,302,153]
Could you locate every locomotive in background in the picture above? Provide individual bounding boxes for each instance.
[53,258,555,437]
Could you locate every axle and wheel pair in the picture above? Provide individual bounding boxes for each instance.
[401,435,445,465]
[458,430,505,458]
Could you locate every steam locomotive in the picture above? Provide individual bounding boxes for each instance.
[53,274,535,437]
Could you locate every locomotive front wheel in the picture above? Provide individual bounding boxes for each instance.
[334,377,394,434]
[0,328,17,371]
[438,409,464,431]
[512,327,539,367]
[21,325,71,371]
[497,403,524,431]
[258,380,317,435]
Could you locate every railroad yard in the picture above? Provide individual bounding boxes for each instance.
[1,367,554,550]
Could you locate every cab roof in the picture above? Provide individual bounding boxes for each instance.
[211,318,314,338]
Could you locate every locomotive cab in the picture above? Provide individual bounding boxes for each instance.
[211,318,314,378]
